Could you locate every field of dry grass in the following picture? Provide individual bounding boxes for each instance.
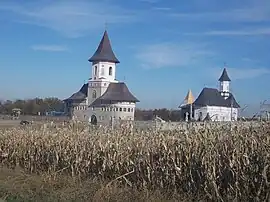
[0,122,270,201]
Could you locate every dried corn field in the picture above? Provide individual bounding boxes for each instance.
[0,122,270,201]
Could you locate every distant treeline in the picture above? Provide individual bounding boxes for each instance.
[0,98,182,121]
[0,98,258,122]
[0,98,65,115]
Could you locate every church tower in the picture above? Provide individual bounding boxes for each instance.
[87,30,120,105]
[218,67,231,99]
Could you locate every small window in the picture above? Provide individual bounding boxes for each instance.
[109,67,113,76]
[128,108,131,112]
[104,83,107,86]
[92,90,97,99]
[94,66,97,75]
[131,108,133,112]
[123,108,126,112]
[116,108,118,111]
[119,108,122,112]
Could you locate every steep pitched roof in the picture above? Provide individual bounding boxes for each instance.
[88,30,120,63]
[89,82,139,107]
[194,88,227,107]
[226,93,240,108]
[63,83,88,101]
[184,89,194,104]
[218,68,231,81]
[193,87,240,108]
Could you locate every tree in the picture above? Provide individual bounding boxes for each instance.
[0,97,65,115]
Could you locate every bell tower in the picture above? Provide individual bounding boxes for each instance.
[87,30,120,105]
[218,66,231,99]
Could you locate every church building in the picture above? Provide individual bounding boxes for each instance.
[180,67,240,121]
[64,30,139,123]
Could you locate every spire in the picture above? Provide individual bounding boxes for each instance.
[179,89,195,108]
[88,30,120,63]
[184,89,195,105]
[218,68,231,82]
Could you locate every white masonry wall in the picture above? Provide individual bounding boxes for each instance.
[194,106,238,121]
[88,102,136,123]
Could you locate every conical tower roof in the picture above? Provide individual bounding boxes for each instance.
[218,68,231,81]
[88,30,120,63]
[184,89,194,105]
[179,89,195,108]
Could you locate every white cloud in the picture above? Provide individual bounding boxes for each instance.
[0,1,139,38]
[135,43,214,69]
[210,66,270,80]
[170,0,270,23]
[31,45,68,52]
[140,0,160,3]
[227,67,270,80]
[152,7,171,11]
[187,28,270,36]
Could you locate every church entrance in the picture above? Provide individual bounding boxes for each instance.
[90,115,97,125]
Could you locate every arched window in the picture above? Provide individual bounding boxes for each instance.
[109,67,113,76]
[92,90,97,99]
[94,66,97,75]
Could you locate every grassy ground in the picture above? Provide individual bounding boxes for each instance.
[0,167,183,202]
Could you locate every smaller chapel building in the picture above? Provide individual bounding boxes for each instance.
[64,30,139,123]
[180,67,240,121]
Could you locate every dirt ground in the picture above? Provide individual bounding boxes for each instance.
[0,120,21,128]
[0,115,70,128]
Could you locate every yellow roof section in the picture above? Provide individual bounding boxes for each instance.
[184,89,194,105]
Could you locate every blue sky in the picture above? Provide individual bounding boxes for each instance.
[0,0,269,114]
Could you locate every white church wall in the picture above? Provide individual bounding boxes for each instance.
[195,106,238,121]
[220,81,230,92]
[88,102,136,123]
[194,107,208,121]
[92,62,116,82]
[88,80,110,105]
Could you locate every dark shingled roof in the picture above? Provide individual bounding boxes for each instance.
[63,83,88,101]
[218,68,231,81]
[89,82,139,107]
[88,30,120,64]
[194,87,240,108]
[226,93,240,108]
